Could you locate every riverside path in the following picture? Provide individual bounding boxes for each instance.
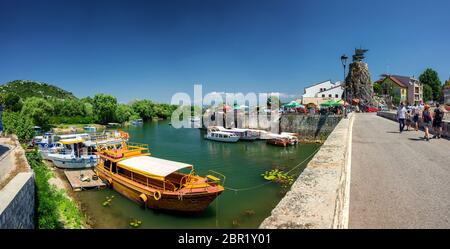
[349,113,450,228]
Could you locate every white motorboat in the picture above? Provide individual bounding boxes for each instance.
[209,126,259,140]
[204,131,240,143]
[34,132,90,159]
[46,138,123,169]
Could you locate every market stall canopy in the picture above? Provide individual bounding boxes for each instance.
[283,101,302,107]
[320,99,342,107]
[118,156,193,180]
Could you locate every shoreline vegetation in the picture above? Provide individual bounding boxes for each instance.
[26,150,88,228]
[0,80,178,143]
[0,80,178,229]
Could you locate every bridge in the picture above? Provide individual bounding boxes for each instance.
[261,112,450,229]
[349,113,450,228]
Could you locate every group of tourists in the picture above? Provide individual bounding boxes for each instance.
[397,102,445,141]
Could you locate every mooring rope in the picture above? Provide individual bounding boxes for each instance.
[223,146,321,193]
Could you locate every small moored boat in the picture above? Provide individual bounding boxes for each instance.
[46,138,98,169]
[267,138,289,147]
[131,119,143,126]
[204,130,240,143]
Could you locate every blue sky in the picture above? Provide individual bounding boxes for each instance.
[1,0,449,103]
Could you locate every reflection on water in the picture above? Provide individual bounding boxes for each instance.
[76,120,320,228]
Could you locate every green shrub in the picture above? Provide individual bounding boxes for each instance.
[2,111,34,143]
[26,150,86,229]
[49,115,97,125]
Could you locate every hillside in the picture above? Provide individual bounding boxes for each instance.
[0,80,77,100]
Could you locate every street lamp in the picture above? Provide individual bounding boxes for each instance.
[340,54,348,118]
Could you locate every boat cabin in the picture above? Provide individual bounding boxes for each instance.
[101,155,195,191]
[209,131,239,139]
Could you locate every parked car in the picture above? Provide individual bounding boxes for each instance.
[366,106,380,113]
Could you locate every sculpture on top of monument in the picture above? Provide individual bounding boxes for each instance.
[344,48,374,107]
[352,48,369,62]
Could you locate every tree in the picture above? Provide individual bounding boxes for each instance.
[2,111,34,143]
[50,98,85,117]
[373,82,382,95]
[419,68,442,101]
[423,84,433,102]
[115,104,137,123]
[92,94,118,124]
[393,96,401,106]
[21,97,54,127]
[1,93,23,112]
[131,100,155,121]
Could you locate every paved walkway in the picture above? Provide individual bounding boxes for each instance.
[349,113,450,228]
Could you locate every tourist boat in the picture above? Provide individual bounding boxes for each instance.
[266,133,298,147]
[211,126,259,140]
[34,132,91,159]
[94,142,225,212]
[45,137,124,169]
[204,128,240,143]
[46,138,99,168]
[280,132,300,145]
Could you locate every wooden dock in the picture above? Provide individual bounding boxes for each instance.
[64,169,106,191]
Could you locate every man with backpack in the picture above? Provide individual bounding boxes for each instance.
[432,103,444,139]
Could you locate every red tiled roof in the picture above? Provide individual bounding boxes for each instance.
[389,76,408,88]
[379,74,408,88]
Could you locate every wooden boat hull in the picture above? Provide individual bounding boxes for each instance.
[266,139,288,147]
[96,167,224,212]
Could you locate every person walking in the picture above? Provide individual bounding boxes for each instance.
[432,103,444,139]
[397,102,407,133]
[422,105,433,141]
[412,103,420,131]
[405,109,412,131]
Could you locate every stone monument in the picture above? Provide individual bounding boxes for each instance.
[344,48,374,106]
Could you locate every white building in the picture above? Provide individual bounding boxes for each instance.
[444,87,450,105]
[300,80,343,106]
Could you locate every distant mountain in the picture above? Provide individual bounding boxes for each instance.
[0,80,77,100]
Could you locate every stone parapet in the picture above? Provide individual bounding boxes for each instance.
[260,113,354,228]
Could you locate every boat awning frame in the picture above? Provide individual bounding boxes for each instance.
[60,138,85,144]
[117,156,193,180]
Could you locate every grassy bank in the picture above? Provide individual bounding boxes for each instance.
[26,150,87,229]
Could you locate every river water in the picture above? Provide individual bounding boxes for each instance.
[76,120,320,228]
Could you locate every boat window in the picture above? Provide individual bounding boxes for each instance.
[117,166,132,178]
[111,162,117,173]
[104,160,111,171]
[132,172,148,186]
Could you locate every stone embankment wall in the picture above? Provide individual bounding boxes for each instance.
[260,113,354,228]
[204,113,343,138]
[280,114,342,139]
[0,172,35,229]
[377,111,450,138]
[0,136,35,229]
